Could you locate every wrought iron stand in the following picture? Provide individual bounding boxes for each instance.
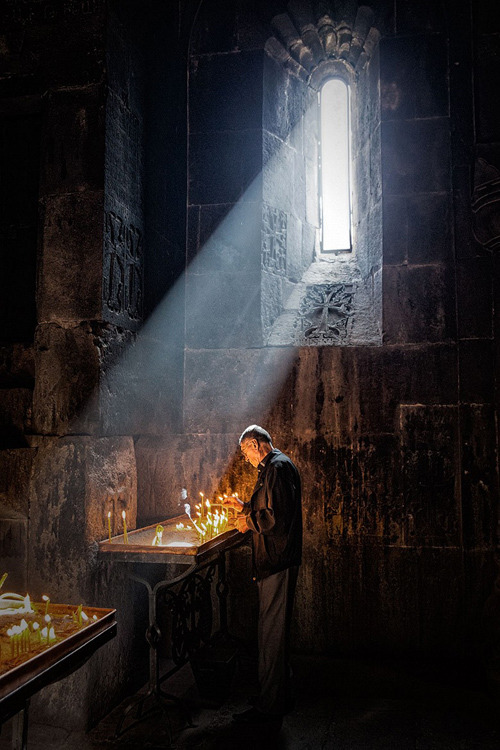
[115,546,238,740]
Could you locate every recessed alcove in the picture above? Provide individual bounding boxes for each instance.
[187,2,383,349]
[262,6,383,346]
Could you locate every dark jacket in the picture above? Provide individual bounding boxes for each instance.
[243,448,302,580]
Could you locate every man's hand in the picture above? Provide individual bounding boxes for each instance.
[235,514,249,533]
[221,495,244,511]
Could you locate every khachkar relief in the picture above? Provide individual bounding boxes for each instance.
[298,283,354,344]
[472,157,500,251]
[104,210,143,325]
[262,204,287,275]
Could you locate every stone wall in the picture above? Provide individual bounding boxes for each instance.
[0,0,499,732]
[0,0,146,730]
[146,0,500,664]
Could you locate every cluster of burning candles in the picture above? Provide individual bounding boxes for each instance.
[1,575,96,660]
[172,492,238,546]
[104,492,239,547]
[7,596,56,657]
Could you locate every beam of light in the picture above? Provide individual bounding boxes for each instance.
[68,106,321,521]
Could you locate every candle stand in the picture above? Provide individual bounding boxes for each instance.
[98,518,246,741]
[0,606,116,750]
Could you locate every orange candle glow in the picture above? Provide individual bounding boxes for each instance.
[107,511,112,542]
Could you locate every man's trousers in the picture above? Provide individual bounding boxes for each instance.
[255,565,299,716]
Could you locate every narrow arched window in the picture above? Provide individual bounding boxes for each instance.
[319,78,352,253]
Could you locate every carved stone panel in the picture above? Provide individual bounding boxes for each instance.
[298,283,354,344]
[262,203,287,275]
[472,157,500,251]
[103,210,143,328]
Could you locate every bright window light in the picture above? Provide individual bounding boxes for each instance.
[320,78,352,252]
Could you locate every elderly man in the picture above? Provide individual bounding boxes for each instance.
[226,425,302,727]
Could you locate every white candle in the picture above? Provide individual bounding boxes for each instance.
[122,511,128,544]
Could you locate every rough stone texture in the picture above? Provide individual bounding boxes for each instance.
[183,347,298,435]
[189,130,263,206]
[0,344,35,388]
[1,1,106,90]
[189,50,263,134]
[380,34,448,120]
[459,339,495,404]
[27,436,137,600]
[31,321,177,436]
[0,506,28,592]
[99,328,184,436]
[383,194,407,265]
[0,388,32,447]
[457,257,494,340]
[187,201,261,273]
[135,433,255,525]
[382,265,456,344]
[381,118,451,195]
[32,323,101,435]
[474,34,500,144]
[39,86,105,198]
[406,193,452,264]
[460,404,498,550]
[0,448,35,517]
[37,191,104,324]
[399,405,460,547]
[185,271,263,349]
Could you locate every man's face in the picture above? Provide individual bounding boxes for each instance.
[240,438,261,468]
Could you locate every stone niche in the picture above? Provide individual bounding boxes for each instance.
[186,0,383,351]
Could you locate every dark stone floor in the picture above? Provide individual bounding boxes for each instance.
[2,652,500,749]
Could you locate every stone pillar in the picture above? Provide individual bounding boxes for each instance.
[1,0,144,729]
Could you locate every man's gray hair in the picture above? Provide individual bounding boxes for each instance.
[239,424,273,447]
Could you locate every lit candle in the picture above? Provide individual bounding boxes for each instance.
[107,511,112,542]
[73,604,82,626]
[42,594,50,616]
[32,621,40,644]
[122,510,128,544]
[20,619,29,652]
